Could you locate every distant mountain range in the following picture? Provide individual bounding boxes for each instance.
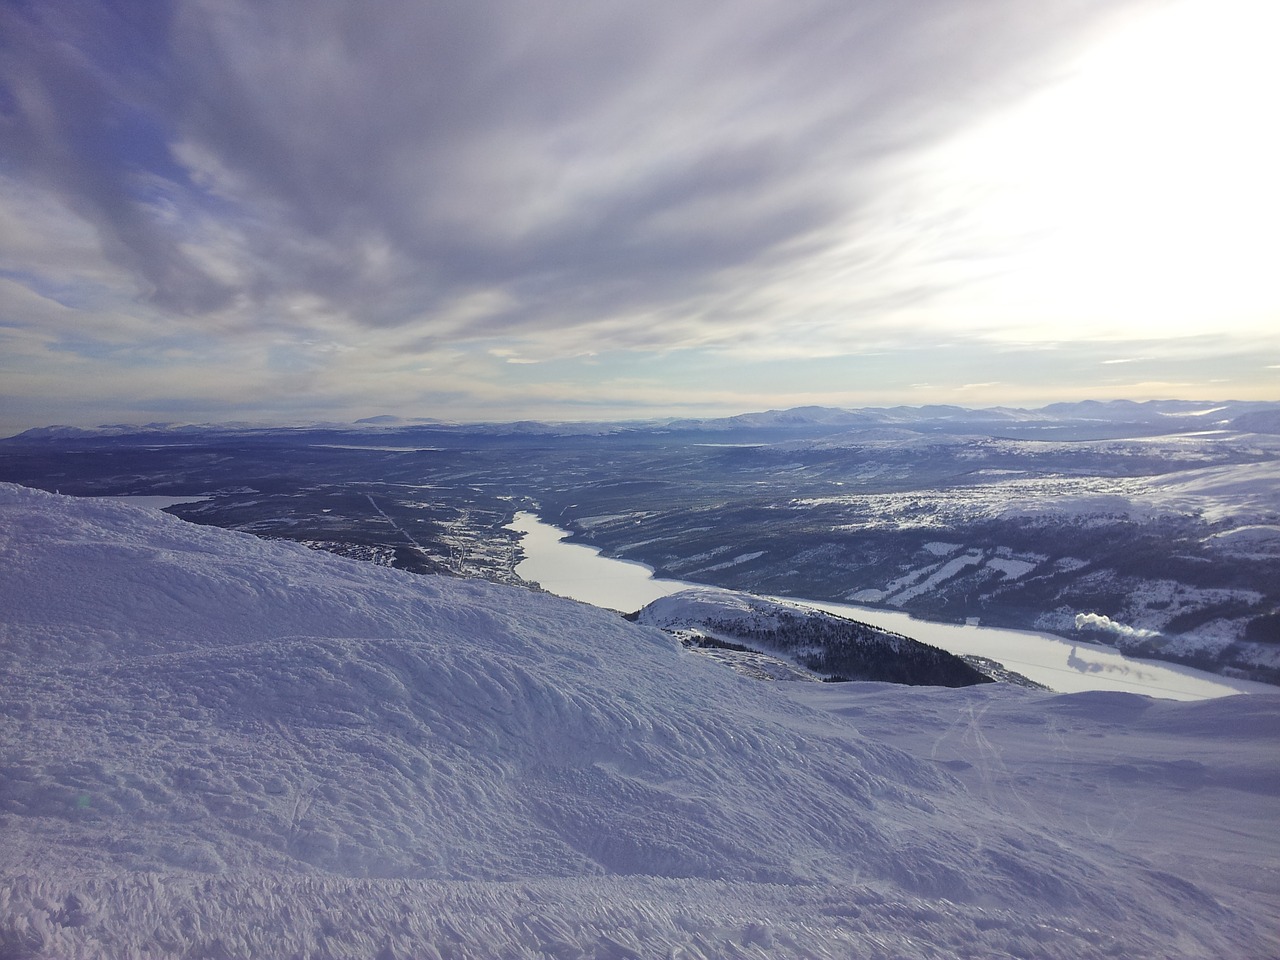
[10,398,1280,442]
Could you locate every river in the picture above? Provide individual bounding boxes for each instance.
[508,511,1274,700]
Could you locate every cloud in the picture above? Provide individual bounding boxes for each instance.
[6,0,1277,427]
[0,2,236,315]
[2,1,1146,337]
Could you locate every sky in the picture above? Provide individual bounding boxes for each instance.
[1,0,1277,432]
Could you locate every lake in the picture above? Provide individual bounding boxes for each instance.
[508,511,1274,701]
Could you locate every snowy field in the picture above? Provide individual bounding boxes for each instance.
[2,484,1278,959]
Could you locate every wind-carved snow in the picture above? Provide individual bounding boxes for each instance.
[2,483,1279,959]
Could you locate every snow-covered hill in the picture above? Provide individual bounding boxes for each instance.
[2,483,1278,959]
[635,587,996,687]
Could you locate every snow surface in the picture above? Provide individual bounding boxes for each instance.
[2,484,1279,959]
[1145,460,1280,522]
[985,556,1038,580]
[792,457,1280,531]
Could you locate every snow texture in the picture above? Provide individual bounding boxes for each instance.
[2,484,1279,959]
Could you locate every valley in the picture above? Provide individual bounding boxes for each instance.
[2,399,1278,684]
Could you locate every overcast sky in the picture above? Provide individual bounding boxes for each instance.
[2,0,1277,430]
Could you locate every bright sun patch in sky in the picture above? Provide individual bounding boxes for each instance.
[928,0,1280,341]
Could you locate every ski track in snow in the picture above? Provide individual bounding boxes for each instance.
[1,483,1278,959]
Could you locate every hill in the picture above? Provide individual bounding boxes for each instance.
[635,587,996,686]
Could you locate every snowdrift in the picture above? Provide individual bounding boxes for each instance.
[2,483,1278,959]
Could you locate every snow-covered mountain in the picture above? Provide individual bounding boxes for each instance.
[655,399,1279,436]
[2,483,1279,959]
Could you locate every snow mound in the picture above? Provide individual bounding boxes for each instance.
[2,484,1279,959]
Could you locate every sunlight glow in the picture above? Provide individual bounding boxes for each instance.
[923,0,1280,340]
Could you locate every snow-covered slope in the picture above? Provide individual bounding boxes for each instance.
[2,484,1278,959]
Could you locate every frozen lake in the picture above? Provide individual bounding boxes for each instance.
[509,511,1273,700]
[509,511,693,611]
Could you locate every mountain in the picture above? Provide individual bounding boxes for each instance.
[2,483,1279,958]
[663,406,888,431]
[9,399,1280,445]
[1232,408,1280,435]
